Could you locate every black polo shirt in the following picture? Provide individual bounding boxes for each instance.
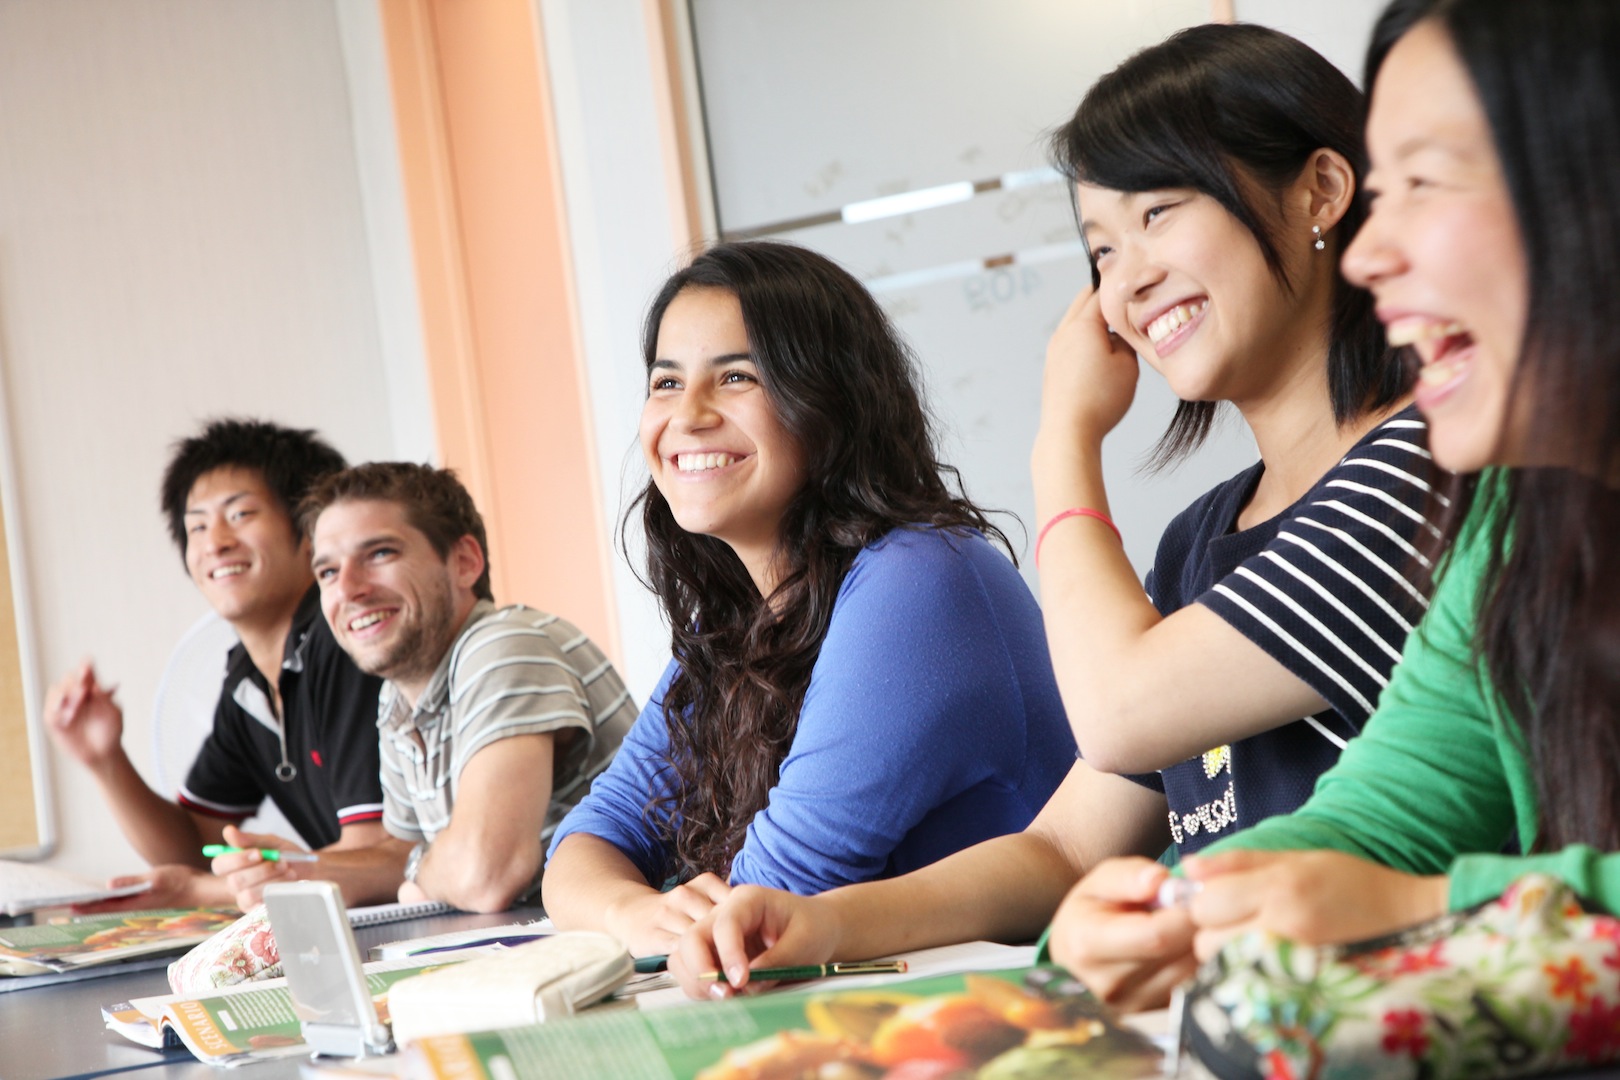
[178,586,384,849]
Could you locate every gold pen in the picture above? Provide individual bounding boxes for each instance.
[698,960,909,985]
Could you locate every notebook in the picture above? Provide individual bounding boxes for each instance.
[344,899,455,928]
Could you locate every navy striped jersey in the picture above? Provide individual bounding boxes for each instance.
[1134,406,1435,853]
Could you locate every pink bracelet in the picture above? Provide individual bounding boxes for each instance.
[1035,507,1122,568]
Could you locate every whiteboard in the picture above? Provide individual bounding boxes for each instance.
[689,0,1261,582]
[695,0,1214,233]
[1232,0,1388,87]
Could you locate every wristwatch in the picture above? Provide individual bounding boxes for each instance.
[403,841,427,883]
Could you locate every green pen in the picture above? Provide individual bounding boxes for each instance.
[699,960,907,985]
[202,844,319,863]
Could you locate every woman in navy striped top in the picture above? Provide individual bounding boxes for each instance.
[670,24,1433,1003]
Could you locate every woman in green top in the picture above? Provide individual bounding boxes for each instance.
[1052,0,1620,1009]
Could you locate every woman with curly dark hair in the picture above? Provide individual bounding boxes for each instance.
[542,241,1076,955]
[668,23,1434,1006]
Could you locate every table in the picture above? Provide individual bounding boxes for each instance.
[13,919,1620,1080]
[0,907,543,1080]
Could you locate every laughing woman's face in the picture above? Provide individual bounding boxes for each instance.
[1341,19,1529,473]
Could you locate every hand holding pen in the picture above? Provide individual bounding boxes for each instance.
[202,844,319,863]
[670,885,852,1000]
[207,825,316,910]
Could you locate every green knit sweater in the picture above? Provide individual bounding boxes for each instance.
[1205,478,1620,912]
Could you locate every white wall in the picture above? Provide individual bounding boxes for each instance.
[333,0,438,467]
[537,0,1399,697]
[0,0,1396,879]
[690,0,1257,584]
[537,0,684,703]
[0,0,426,878]
[1235,0,1389,86]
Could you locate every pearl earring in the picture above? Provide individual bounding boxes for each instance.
[1312,225,1326,251]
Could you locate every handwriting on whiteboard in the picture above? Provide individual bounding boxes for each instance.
[963,265,1042,313]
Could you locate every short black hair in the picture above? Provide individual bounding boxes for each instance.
[1050,23,1405,468]
[159,418,347,566]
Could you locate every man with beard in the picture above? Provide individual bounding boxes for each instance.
[292,463,635,913]
[46,419,403,910]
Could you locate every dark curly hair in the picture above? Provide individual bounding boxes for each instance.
[159,418,346,568]
[299,462,494,602]
[630,241,1007,882]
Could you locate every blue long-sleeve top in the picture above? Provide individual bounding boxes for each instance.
[546,526,1076,895]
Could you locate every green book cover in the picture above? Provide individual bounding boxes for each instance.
[121,953,477,1064]
[160,961,438,1062]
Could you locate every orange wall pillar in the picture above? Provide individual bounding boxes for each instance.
[377,0,619,659]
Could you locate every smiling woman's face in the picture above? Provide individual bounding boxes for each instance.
[1076,180,1325,410]
[1341,19,1529,473]
[639,286,807,590]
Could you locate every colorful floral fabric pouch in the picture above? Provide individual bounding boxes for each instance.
[1182,874,1620,1079]
[167,905,282,994]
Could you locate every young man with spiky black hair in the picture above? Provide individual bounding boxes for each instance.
[46,419,408,910]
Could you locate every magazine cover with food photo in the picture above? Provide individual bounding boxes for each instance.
[407,966,1163,1080]
[0,908,238,975]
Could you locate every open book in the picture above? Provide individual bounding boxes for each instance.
[102,950,493,1066]
[0,858,152,916]
[405,964,1163,1079]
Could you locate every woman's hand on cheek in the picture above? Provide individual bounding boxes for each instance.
[1037,284,1141,450]
[1183,850,1451,962]
[1048,857,1198,1013]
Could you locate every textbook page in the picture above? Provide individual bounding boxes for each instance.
[634,940,1036,1011]
[112,952,492,1065]
[369,917,553,961]
[0,858,152,916]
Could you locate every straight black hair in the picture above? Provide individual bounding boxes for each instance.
[1050,23,1406,468]
[159,418,346,568]
[1377,0,1620,852]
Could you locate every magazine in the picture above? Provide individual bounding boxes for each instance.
[104,952,489,1066]
[404,965,1163,1079]
[0,908,239,975]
